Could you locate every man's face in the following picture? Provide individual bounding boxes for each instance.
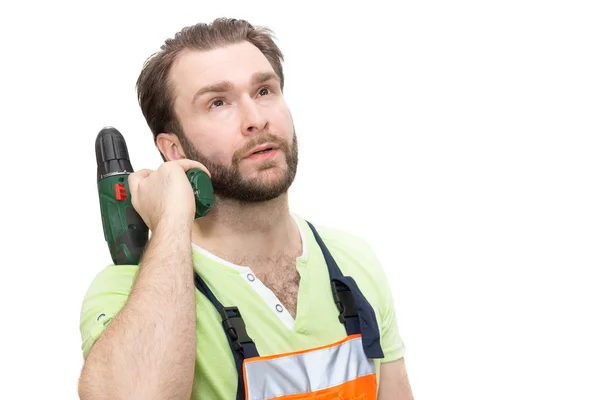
[168,41,298,203]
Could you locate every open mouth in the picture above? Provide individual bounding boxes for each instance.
[244,146,279,161]
[253,147,273,155]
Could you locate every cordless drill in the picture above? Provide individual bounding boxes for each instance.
[95,126,214,265]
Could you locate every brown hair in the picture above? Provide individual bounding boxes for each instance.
[135,18,285,152]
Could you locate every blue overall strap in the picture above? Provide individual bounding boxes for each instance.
[306,221,384,359]
[193,271,259,400]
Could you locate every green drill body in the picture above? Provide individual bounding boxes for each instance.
[97,172,148,265]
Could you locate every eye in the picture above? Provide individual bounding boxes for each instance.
[210,99,225,108]
[258,87,271,96]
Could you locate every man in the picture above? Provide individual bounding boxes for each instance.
[78,17,414,400]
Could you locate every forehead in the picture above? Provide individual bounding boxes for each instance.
[170,41,275,101]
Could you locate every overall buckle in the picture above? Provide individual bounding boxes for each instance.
[220,306,253,351]
[331,282,358,324]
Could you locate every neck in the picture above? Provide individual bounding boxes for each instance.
[191,193,302,267]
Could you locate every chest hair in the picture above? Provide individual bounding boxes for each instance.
[242,254,301,318]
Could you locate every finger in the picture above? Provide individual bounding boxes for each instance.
[128,168,153,194]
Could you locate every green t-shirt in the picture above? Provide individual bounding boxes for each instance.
[79,214,405,398]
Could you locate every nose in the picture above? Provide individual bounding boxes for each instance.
[240,97,268,136]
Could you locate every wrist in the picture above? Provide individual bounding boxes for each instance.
[153,216,193,237]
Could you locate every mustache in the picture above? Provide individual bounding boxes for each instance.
[232,133,289,163]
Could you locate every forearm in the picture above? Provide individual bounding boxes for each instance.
[79,221,197,400]
[378,359,414,400]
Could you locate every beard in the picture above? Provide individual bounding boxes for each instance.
[179,131,299,203]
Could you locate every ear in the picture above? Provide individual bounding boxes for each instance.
[156,133,186,161]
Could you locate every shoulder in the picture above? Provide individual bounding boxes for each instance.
[83,263,140,297]
[297,216,392,297]
[79,264,139,358]
[301,218,385,276]
[309,221,369,249]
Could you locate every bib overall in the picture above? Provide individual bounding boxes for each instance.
[193,221,384,399]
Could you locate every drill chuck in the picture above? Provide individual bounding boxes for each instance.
[96,126,134,181]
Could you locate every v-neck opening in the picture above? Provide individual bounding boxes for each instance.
[191,213,312,332]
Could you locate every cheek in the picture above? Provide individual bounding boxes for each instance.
[185,119,237,160]
[193,136,235,164]
[271,104,294,136]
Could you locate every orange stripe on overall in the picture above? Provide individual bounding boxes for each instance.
[242,334,377,399]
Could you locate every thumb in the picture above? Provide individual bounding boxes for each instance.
[174,159,211,178]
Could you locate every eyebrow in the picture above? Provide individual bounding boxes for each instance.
[192,71,280,105]
[251,71,279,86]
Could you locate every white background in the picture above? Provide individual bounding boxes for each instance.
[1,0,599,399]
